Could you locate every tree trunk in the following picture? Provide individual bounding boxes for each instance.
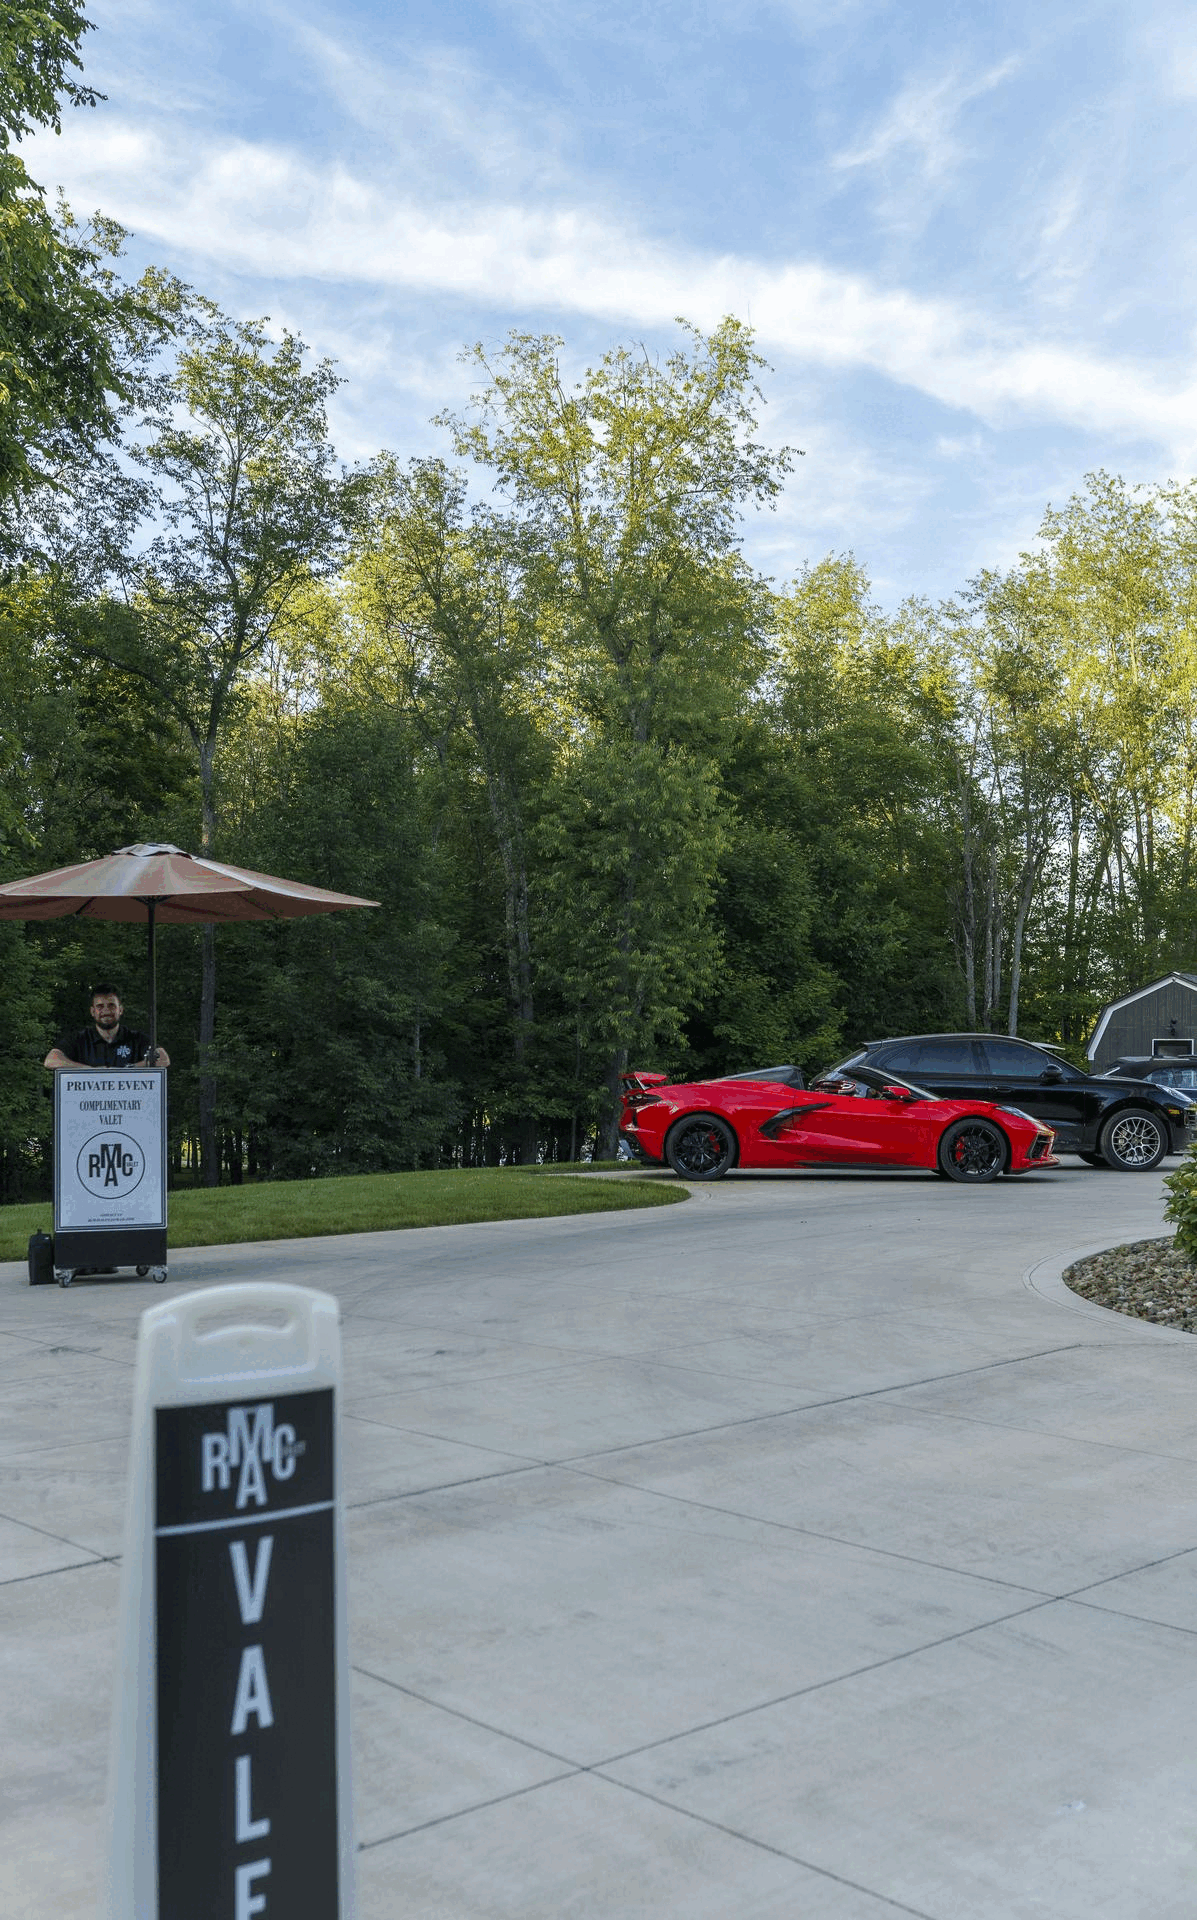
[196,734,220,1185]
[1007,841,1045,1036]
[982,848,1002,1029]
[958,778,977,1026]
[484,768,538,1162]
[600,1044,628,1160]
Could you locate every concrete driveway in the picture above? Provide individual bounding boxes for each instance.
[2,1162,1196,1918]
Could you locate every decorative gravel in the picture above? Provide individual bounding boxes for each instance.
[1064,1237,1197,1332]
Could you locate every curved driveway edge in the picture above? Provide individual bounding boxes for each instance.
[1024,1239,1196,1342]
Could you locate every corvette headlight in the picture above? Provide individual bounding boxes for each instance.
[995,1106,1036,1125]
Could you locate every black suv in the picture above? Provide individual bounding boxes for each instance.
[827,1033,1195,1170]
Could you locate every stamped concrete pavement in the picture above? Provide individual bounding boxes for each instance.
[2,1162,1195,1918]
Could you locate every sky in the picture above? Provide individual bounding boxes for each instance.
[23,0,1197,605]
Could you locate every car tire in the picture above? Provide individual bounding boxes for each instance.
[1098,1108,1167,1172]
[664,1113,737,1180]
[1078,1151,1107,1168]
[937,1117,1007,1183]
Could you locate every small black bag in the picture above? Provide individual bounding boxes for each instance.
[27,1231,54,1286]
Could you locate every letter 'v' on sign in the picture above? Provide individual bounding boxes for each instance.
[230,1537,273,1625]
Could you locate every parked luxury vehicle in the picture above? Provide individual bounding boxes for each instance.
[1099,1055,1197,1094]
[620,1062,1058,1182]
[822,1033,1195,1170]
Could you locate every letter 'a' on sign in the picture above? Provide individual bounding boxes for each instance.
[100,1283,354,1920]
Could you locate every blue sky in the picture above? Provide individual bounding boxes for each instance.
[25,0,1197,604]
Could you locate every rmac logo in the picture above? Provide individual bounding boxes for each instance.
[200,1403,307,1510]
[77,1132,145,1196]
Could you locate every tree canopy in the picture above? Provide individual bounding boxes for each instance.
[0,1,157,503]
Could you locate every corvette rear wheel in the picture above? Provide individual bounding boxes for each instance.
[1099,1108,1167,1171]
[938,1117,1006,1183]
[665,1113,737,1180]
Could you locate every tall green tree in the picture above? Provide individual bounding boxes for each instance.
[444,318,793,1145]
[71,298,359,1179]
[348,455,551,1158]
[0,2,158,503]
[768,557,961,1051]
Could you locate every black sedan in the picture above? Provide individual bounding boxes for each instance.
[824,1032,1195,1169]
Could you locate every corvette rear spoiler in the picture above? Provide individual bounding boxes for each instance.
[621,1071,670,1092]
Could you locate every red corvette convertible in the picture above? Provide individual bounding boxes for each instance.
[620,1063,1059,1182]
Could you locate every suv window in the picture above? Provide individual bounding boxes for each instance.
[878,1039,982,1075]
[1151,1066,1197,1088]
[980,1039,1067,1077]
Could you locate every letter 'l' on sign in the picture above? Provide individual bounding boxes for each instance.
[101,1283,355,1919]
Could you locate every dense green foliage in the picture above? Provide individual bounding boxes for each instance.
[1164,1146,1197,1261]
[0,3,162,503]
[7,29,1197,1193]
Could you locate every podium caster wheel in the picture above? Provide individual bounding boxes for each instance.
[54,1268,73,1288]
[136,1265,149,1276]
[151,1266,168,1284]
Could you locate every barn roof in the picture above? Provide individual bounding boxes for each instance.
[1086,972,1197,1059]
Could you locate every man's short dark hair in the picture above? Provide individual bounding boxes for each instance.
[90,984,123,1003]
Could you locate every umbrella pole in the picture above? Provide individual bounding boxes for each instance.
[147,900,157,1057]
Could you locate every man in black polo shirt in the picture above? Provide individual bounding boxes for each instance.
[43,984,170,1072]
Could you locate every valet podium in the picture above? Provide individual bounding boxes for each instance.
[53,1068,168,1286]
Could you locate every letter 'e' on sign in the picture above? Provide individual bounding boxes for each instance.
[101,1283,354,1919]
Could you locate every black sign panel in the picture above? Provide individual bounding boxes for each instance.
[155,1390,339,1920]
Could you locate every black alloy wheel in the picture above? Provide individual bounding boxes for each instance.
[937,1117,1006,1183]
[665,1113,737,1180]
[1098,1108,1167,1172]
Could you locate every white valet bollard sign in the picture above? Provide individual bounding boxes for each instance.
[102,1283,355,1920]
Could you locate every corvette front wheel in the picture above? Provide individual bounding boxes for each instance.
[938,1118,1006,1183]
[665,1114,737,1179]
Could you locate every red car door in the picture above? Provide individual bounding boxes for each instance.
[763,1081,926,1166]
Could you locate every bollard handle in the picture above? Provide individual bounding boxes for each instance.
[136,1282,340,1397]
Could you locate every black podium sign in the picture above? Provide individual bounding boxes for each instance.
[155,1388,339,1919]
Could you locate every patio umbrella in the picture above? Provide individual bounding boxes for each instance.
[0,842,379,1051]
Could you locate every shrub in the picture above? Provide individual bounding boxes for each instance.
[1163,1142,1197,1261]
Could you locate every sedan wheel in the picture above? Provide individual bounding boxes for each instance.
[665,1114,737,1180]
[1099,1108,1167,1172]
[937,1117,1006,1183]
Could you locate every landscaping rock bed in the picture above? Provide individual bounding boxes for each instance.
[1065,1237,1197,1332]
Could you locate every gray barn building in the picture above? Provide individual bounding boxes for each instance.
[1086,972,1197,1070]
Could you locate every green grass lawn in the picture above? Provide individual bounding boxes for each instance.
[0,1165,684,1261]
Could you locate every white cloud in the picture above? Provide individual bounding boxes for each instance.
[836,59,1019,176]
[30,115,1197,465]
[832,57,1022,233]
[263,3,569,199]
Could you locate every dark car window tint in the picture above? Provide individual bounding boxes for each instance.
[880,1040,979,1074]
[875,1045,919,1072]
[980,1040,1058,1076]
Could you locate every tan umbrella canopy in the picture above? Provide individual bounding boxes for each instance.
[0,842,379,1049]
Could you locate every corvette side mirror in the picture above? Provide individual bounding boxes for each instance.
[881,1085,916,1103]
